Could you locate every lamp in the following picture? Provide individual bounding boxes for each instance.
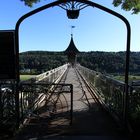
[59,0,88,19]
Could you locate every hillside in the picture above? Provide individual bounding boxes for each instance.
[19,51,140,75]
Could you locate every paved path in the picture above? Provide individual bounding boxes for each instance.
[12,67,130,140]
[65,67,94,111]
[60,68,127,136]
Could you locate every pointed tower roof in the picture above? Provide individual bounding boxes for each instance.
[64,34,79,54]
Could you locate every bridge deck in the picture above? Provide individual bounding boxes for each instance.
[13,67,128,140]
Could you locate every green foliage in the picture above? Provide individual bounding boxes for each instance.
[19,51,140,76]
[114,75,140,81]
[20,0,40,7]
[20,74,36,81]
[77,51,140,75]
[19,51,68,74]
[20,0,140,14]
[77,51,126,74]
[113,0,140,14]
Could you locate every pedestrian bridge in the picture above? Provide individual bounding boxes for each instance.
[0,64,139,139]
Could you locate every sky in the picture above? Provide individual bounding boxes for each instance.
[0,0,140,52]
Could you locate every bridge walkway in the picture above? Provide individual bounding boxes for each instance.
[12,67,129,140]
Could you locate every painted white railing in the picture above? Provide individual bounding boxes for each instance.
[33,64,68,83]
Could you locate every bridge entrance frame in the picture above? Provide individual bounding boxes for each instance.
[15,0,131,128]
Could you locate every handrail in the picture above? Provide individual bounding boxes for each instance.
[21,64,68,83]
[19,83,73,125]
[77,64,140,133]
[76,64,125,122]
[128,83,140,132]
[35,64,68,82]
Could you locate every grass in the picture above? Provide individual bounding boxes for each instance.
[114,75,140,82]
[20,75,36,81]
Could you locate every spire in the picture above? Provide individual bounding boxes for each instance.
[64,25,79,54]
[64,35,79,54]
[64,26,79,66]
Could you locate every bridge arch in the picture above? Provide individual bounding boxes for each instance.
[15,0,131,126]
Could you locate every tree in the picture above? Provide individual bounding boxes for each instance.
[20,0,40,7]
[20,0,140,14]
[113,0,140,14]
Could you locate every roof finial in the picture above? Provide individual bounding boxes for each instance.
[71,25,75,38]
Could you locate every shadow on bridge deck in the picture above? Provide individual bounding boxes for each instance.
[12,67,130,140]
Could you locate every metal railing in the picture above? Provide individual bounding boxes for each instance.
[128,82,140,131]
[35,64,68,83]
[19,83,73,124]
[0,82,73,135]
[1,64,140,134]
[77,64,140,133]
[0,81,17,134]
[76,64,125,121]
[22,64,68,83]
[0,64,73,136]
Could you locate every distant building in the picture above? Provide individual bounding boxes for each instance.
[64,34,79,66]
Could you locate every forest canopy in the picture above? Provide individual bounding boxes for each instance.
[19,51,140,75]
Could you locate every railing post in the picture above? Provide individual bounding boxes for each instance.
[15,83,20,129]
[0,84,3,119]
[20,84,24,121]
[70,84,73,125]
